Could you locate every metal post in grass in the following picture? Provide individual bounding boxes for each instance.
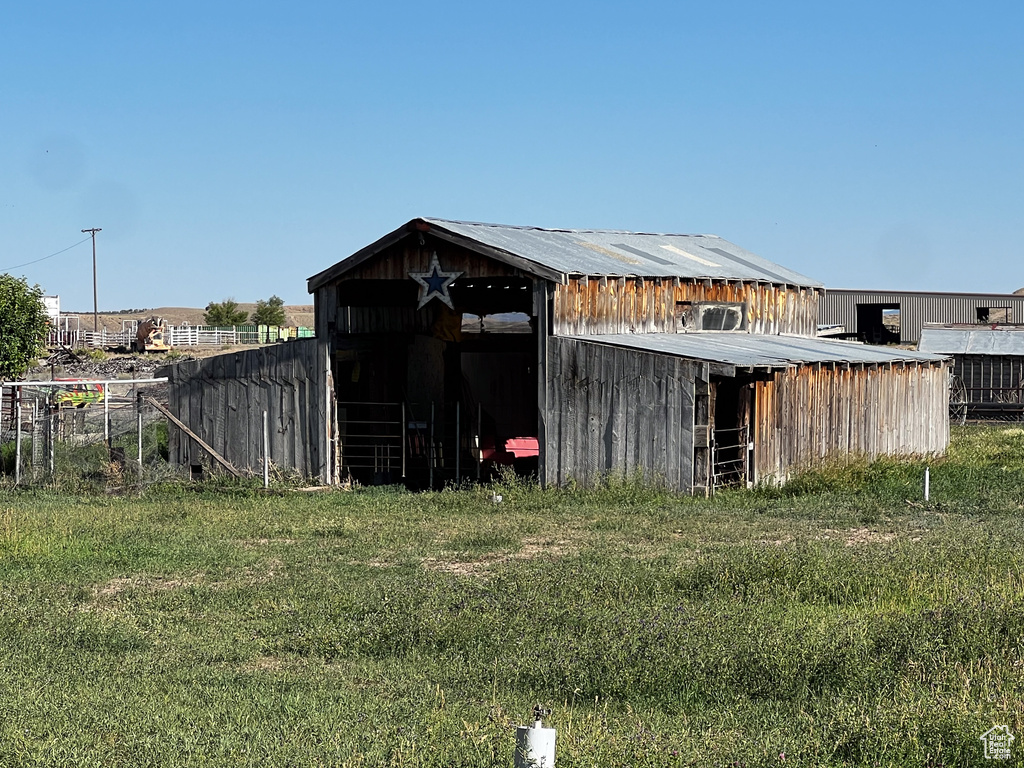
[104,392,110,448]
[262,410,269,489]
[430,401,435,490]
[401,401,406,481]
[15,387,22,486]
[137,399,143,472]
[49,403,55,478]
[456,400,460,484]
[30,398,37,482]
[924,465,930,502]
[477,402,482,483]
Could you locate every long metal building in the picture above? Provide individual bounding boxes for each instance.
[306,218,949,493]
[820,289,1024,344]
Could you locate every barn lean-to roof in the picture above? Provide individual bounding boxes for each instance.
[307,218,823,292]
[570,333,946,376]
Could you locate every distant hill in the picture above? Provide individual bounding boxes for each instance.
[61,305,315,334]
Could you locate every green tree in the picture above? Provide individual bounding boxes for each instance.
[203,298,249,327]
[0,275,49,380]
[251,295,286,326]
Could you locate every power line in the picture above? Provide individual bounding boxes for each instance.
[0,236,93,272]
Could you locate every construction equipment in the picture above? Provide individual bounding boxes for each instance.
[134,316,170,353]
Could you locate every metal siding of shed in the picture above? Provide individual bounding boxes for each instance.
[820,290,1024,343]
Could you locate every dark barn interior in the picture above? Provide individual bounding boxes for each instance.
[317,232,545,488]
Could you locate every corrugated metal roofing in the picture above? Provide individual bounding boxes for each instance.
[423,218,822,287]
[918,327,1024,356]
[569,333,946,370]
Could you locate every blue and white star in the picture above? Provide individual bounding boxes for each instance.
[410,253,462,309]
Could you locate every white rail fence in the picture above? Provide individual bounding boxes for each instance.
[47,321,314,350]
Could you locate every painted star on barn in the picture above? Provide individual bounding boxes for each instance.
[410,253,462,309]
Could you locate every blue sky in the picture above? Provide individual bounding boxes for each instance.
[3,1,1023,311]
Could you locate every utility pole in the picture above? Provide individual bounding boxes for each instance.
[81,228,102,332]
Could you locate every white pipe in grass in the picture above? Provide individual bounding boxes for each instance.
[515,708,556,767]
[924,465,930,502]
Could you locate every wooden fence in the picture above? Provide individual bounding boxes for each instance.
[160,339,336,483]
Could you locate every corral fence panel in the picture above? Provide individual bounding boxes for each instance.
[0,378,174,488]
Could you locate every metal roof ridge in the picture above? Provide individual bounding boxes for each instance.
[422,217,719,238]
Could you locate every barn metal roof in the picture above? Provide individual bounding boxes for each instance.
[307,218,823,291]
[918,327,1024,356]
[569,333,946,374]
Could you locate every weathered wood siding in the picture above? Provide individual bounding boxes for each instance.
[162,339,334,482]
[753,361,949,485]
[544,338,696,491]
[314,240,530,335]
[553,277,821,337]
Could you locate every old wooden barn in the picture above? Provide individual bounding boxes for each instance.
[305,218,949,492]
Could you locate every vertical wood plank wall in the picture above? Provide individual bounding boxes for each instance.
[553,278,821,337]
[163,339,333,482]
[544,338,696,491]
[753,361,949,485]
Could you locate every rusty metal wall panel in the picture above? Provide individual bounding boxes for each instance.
[753,361,949,485]
[820,290,1024,343]
[554,278,822,337]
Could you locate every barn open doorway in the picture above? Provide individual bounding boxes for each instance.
[331,276,539,489]
[710,377,754,488]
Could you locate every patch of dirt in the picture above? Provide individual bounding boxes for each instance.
[819,527,897,546]
[241,656,288,672]
[241,558,285,585]
[421,534,576,577]
[232,538,298,549]
[83,562,284,610]
[93,573,207,598]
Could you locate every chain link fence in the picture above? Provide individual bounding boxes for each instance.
[0,379,180,490]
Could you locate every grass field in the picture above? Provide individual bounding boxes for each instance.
[1,426,1023,767]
